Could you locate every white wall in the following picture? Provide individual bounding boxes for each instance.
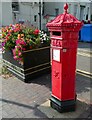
[90,2,92,21]
[42,1,92,31]
[0,2,2,27]
[1,1,91,28]
[18,3,32,23]
[44,2,64,17]
[2,2,13,26]
[44,2,92,22]
[18,2,40,28]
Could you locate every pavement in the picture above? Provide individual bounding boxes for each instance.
[0,41,92,119]
[77,42,92,77]
[78,41,92,53]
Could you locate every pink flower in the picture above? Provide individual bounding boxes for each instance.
[4,29,7,32]
[22,48,26,51]
[18,58,22,61]
[7,33,11,36]
[15,46,18,49]
[5,36,9,41]
[18,45,22,50]
[14,29,17,32]
[18,51,22,56]
[12,49,16,56]
[5,26,9,30]
[16,39,26,46]
[8,29,12,33]
[20,40,26,45]
[33,29,40,35]
[16,40,19,44]
[9,24,12,27]
[13,56,18,60]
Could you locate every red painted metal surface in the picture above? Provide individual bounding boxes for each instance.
[47,3,83,101]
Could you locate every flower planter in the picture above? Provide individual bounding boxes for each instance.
[2,46,51,83]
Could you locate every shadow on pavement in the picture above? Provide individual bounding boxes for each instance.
[1,98,91,119]
[1,98,48,118]
[27,72,91,97]
[1,72,91,118]
[27,73,51,91]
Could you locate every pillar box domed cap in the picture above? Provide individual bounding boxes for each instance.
[46,3,83,30]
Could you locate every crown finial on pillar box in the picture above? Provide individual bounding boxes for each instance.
[64,3,68,13]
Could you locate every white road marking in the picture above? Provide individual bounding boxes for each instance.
[77,52,92,57]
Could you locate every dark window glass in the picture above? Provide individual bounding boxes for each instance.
[52,31,61,36]
[12,2,19,11]
[55,8,59,16]
[34,15,37,22]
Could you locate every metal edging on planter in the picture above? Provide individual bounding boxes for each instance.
[24,62,50,71]
[3,59,50,73]
[7,65,51,78]
[7,67,25,79]
[3,60,51,79]
[3,59,24,72]
[23,46,50,53]
[3,59,24,75]
[25,66,51,76]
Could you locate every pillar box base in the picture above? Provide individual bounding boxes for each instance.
[50,96,76,113]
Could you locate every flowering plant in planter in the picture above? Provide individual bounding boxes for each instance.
[2,24,50,64]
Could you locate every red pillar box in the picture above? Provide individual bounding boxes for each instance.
[46,3,83,112]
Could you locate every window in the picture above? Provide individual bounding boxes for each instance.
[91,15,92,21]
[12,2,19,11]
[34,2,37,4]
[80,5,85,21]
[86,7,89,20]
[74,5,77,17]
[55,8,59,16]
[42,2,44,15]
[14,13,16,19]
[34,15,37,22]
[69,4,71,13]
[86,15,88,20]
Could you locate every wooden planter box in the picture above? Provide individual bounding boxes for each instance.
[2,46,51,83]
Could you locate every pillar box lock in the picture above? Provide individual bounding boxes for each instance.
[46,3,83,112]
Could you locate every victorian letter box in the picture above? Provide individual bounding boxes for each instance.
[46,3,83,112]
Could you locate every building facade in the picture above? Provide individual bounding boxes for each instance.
[1,2,13,26]
[1,1,44,30]
[0,1,92,30]
[43,1,92,30]
[44,2,92,21]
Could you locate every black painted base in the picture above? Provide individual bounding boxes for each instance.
[6,65,51,83]
[2,46,51,83]
[50,96,76,113]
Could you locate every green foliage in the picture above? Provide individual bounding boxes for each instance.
[2,23,50,64]
[1,65,12,79]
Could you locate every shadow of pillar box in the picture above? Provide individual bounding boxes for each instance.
[2,46,51,83]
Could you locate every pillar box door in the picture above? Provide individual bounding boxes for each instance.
[46,3,83,113]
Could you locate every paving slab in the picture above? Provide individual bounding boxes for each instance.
[0,41,92,119]
[78,42,92,52]
[1,71,91,119]
[38,99,91,119]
